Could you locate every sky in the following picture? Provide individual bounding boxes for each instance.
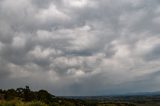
[0,0,160,96]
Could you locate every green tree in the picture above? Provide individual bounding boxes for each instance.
[16,87,24,98]
[37,90,54,103]
[24,86,31,101]
[4,89,17,100]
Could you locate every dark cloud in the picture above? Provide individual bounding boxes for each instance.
[0,0,160,96]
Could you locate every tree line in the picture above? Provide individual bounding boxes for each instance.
[0,86,88,106]
[0,86,55,103]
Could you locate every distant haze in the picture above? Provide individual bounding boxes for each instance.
[0,0,160,96]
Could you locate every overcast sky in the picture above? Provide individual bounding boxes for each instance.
[0,0,160,96]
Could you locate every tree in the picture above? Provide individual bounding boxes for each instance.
[4,89,17,100]
[0,89,4,100]
[16,87,24,98]
[37,90,54,103]
[24,86,31,101]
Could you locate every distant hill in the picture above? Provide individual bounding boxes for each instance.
[117,91,160,96]
[63,91,160,101]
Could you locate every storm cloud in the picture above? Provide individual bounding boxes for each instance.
[0,0,160,96]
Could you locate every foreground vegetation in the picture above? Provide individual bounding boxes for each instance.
[0,86,160,106]
[0,100,47,106]
[0,86,84,106]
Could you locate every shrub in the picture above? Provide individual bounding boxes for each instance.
[26,101,47,106]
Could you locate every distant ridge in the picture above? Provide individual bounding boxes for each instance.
[121,91,160,96]
[62,91,160,98]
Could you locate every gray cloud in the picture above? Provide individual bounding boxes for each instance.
[0,0,160,96]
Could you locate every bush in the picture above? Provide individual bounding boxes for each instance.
[0,100,47,106]
[26,101,47,106]
[0,100,16,106]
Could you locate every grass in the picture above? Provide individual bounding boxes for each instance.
[0,100,47,106]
